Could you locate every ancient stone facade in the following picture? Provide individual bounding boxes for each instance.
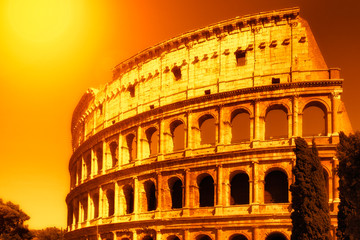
[65,7,352,240]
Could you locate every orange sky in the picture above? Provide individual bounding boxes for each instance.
[0,0,359,230]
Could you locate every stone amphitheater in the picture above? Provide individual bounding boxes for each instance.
[65,7,352,240]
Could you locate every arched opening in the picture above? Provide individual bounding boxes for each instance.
[265,106,288,140]
[265,232,287,240]
[303,103,327,137]
[323,168,329,201]
[199,115,216,145]
[167,236,181,240]
[264,171,288,203]
[171,120,185,151]
[92,193,99,219]
[146,127,159,156]
[144,181,157,211]
[230,234,248,240]
[169,178,183,209]
[109,141,118,167]
[73,200,79,224]
[199,175,214,207]
[123,185,134,214]
[196,235,212,240]
[106,189,115,216]
[230,173,249,205]
[67,203,73,226]
[231,110,250,143]
[143,236,154,240]
[85,154,91,179]
[126,134,136,162]
[96,148,103,174]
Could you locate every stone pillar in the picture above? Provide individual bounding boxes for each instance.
[331,92,340,135]
[87,192,91,224]
[253,100,260,141]
[132,230,138,240]
[114,182,119,217]
[101,141,106,174]
[216,165,223,206]
[99,187,103,219]
[133,177,139,219]
[157,173,163,212]
[292,95,299,137]
[156,230,162,240]
[333,157,340,202]
[186,111,193,150]
[117,134,123,168]
[136,126,142,161]
[184,169,190,213]
[217,105,223,145]
[158,119,165,159]
[216,228,223,240]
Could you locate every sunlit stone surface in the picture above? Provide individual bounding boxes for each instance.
[65,7,352,240]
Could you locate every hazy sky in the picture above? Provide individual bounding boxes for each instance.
[0,0,359,229]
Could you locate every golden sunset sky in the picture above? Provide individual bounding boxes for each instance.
[0,0,359,229]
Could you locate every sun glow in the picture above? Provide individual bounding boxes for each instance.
[6,0,72,43]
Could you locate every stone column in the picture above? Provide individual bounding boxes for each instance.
[216,165,223,206]
[87,192,91,224]
[184,169,190,215]
[333,157,340,202]
[136,126,142,162]
[117,134,123,168]
[216,228,223,240]
[114,182,119,217]
[331,91,340,135]
[292,95,299,137]
[158,119,165,160]
[99,187,103,219]
[157,173,163,212]
[253,100,261,141]
[133,177,139,219]
[101,141,106,174]
[186,111,193,150]
[217,105,223,145]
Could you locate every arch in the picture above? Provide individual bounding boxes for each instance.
[109,141,118,167]
[199,114,216,145]
[168,177,183,209]
[80,196,88,221]
[230,172,249,205]
[264,170,288,203]
[92,193,99,219]
[106,189,115,216]
[167,235,181,240]
[231,109,250,143]
[126,133,136,162]
[95,147,103,174]
[123,185,134,214]
[230,234,248,240]
[265,104,288,140]
[265,232,287,240]
[170,120,185,151]
[198,174,215,207]
[196,235,212,240]
[146,127,159,155]
[302,101,327,137]
[144,180,157,211]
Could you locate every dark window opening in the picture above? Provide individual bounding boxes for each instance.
[231,111,250,143]
[126,134,136,162]
[145,181,157,211]
[199,115,216,145]
[96,148,103,174]
[92,193,99,219]
[68,204,73,226]
[109,142,118,167]
[265,108,288,140]
[170,178,183,209]
[171,120,185,151]
[150,104,154,110]
[204,89,211,95]
[146,127,159,155]
[172,66,182,80]
[230,234,248,240]
[235,50,246,66]
[303,105,326,137]
[123,185,134,214]
[106,189,115,216]
[264,171,288,203]
[81,197,88,221]
[168,236,180,240]
[272,78,280,84]
[230,173,249,205]
[265,232,287,240]
[128,85,135,97]
[199,175,214,207]
[99,104,103,115]
[197,235,212,240]
[143,236,154,240]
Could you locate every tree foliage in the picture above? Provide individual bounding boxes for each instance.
[336,131,360,240]
[32,227,64,240]
[0,199,33,240]
[290,138,330,240]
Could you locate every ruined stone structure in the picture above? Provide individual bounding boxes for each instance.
[65,7,352,240]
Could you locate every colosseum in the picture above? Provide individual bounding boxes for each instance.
[65,7,352,240]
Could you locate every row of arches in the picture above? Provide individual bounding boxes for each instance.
[69,170,291,226]
[104,232,287,240]
[71,102,328,187]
